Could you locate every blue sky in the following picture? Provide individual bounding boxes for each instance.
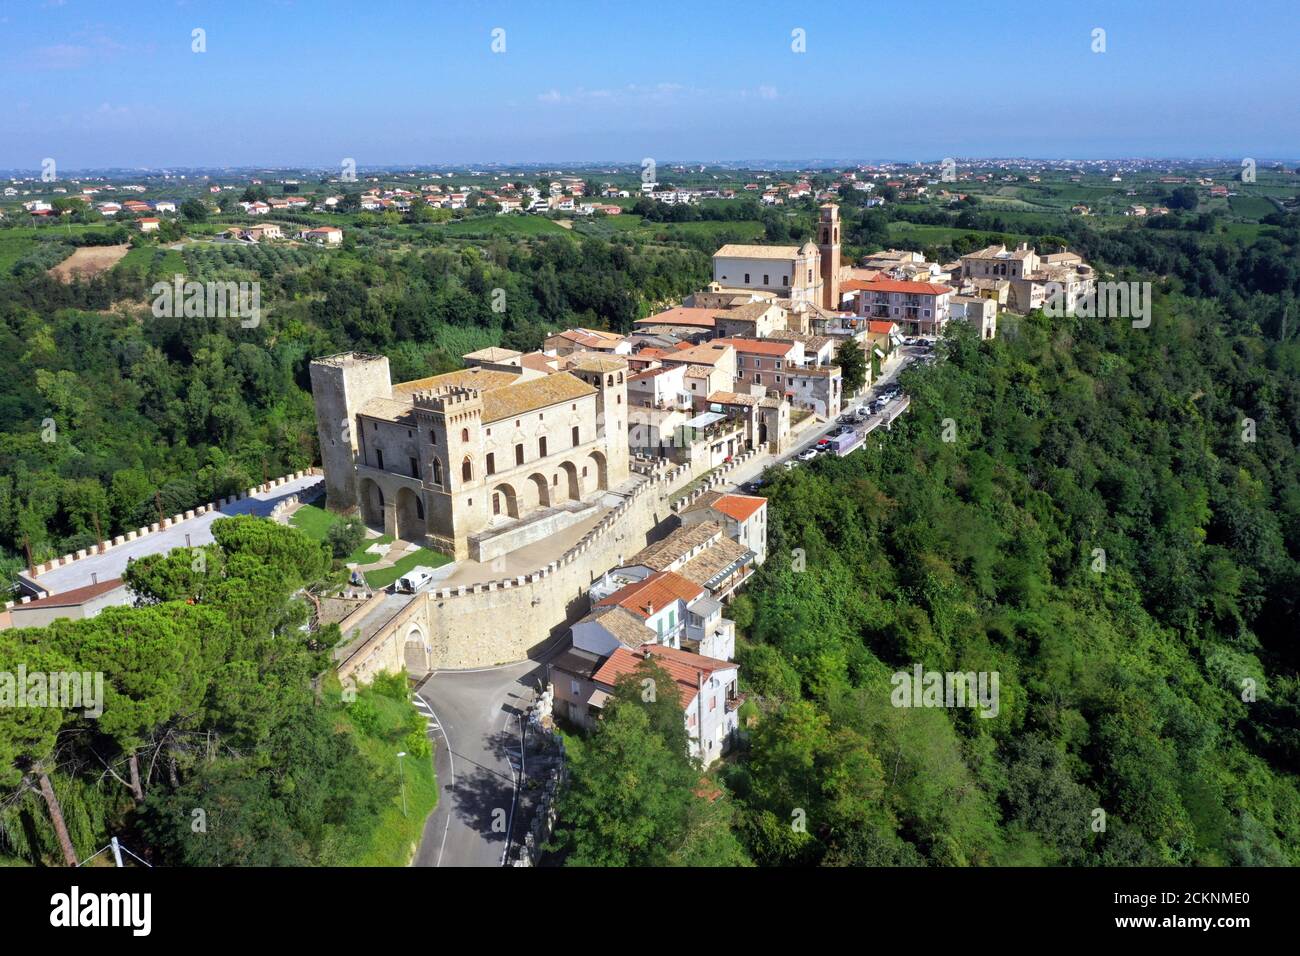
[1,0,1295,169]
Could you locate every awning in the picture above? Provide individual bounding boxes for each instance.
[873,347,886,358]
[683,411,725,429]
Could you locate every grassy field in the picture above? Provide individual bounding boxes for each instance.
[333,675,439,867]
[434,215,569,238]
[363,547,452,590]
[887,221,1029,247]
[0,234,41,272]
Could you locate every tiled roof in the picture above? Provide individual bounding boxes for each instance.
[635,307,718,328]
[595,569,704,618]
[713,243,802,260]
[16,577,125,609]
[481,372,595,422]
[591,644,733,707]
[629,521,724,571]
[859,279,952,296]
[711,337,799,357]
[392,367,519,397]
[684,491,766,523]
[707,391,758,406]
[583,605,656,647]
[679,536,754,589]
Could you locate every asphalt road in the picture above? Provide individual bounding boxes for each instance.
[411,658,547,867]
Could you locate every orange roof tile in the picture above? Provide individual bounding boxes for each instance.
[592,644,732,707]
[860,278,951,296]
[594,570,704,618]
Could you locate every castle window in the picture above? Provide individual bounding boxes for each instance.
[617,372,623,383]
[617,395,621,404]
[606,374,613,386]
[763,274,769,285]
[515,444,524,466]
[376,449,384,470]
[409,457,418,478]
[539,437,548,457]
[552,474,558,487]
[486,452,495,475]
[461,457,472,481]
[461,427,469,442]
[582,466,588,477]
[743,273,750,283]
[432,460,443,484]
[431,431,437,445]
[572,426,579,446]
[416,498,424,520]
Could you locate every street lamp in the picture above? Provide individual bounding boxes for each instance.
[396,751,408,818]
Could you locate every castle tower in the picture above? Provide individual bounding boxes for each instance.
[413,386,486,558]
[818,203,841,311]
[309,353,392,513]
[570,359,630,492]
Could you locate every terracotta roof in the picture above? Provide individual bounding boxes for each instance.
[707,391,758,406]
[569,356,628,374]
[595,569,704,618]
[481,372,595,422]
[16,578,125,609]
[661,343,733,367]
[684,490,766,523]
[859,278,951,296]
[713,243,803,260]
[583,605,656,647]
[711,337,800,357]
[867,320,898,334]
[629,521,724,571]
[592,644,733,707]
[679,536,754,589]
[635,307,718,328]
[393,366,519,397]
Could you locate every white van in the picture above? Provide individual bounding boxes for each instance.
[395,566,438,593]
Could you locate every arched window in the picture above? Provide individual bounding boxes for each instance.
[432,459,443,485]
[461,427,469,442]
[461,457,473,482]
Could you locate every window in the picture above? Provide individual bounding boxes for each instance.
[493,493,500,515]
[515,444,524,466]
[782,274,788,285]
[415,498,424,520]
[582,466,588,477]
[461,457,472,481]
[570,679,580,695]
[432,459,442,484]
[430,431,437,445]
[808,269,812,282]
[572,425,579,446]
[409,457,418,478]
[744,273,750,283]
[763,274,769,285]
[539,437,547,457]
[552,474,558,486]
[461,428,469,442]
[709,695,716,712]
[376,449,383,470]
[486,452,495,475]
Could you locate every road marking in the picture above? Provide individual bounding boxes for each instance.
[418,688,454,868]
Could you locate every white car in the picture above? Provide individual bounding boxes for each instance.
[797,447,819,462]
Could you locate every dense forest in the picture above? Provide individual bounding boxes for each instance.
[551,216,1300,866]
[0,230,707,587]
[0,516,433,866]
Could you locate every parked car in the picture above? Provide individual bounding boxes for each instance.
[741,479,764,494]
[797,447,819,462]
[855,405,872,419]
[395,566,438,594]
[838,412,856,424]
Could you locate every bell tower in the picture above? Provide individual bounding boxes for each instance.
[818,203,841,311]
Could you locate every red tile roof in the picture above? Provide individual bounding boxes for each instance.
[867,320,898,334]
[635,307,718,328]
[704,493,765,522]
[860,278,951,296]
[592,644,732,707]
[594,570,704,618]
[710,337,799,357]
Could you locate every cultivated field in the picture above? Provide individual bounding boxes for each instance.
[47,243,130,281]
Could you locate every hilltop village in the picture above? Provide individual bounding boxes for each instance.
[305,210,1094,762]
